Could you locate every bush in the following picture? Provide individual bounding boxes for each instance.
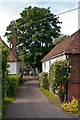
[61,97,79,114]
[19,72,24,84]
[49,60,70,102]
[6,75,20,97]
[2,46,10,99]
[39,72,49,89]
[78,99,80,115]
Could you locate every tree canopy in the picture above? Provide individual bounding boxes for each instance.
[5,6,62,71]
[54,34,69,45]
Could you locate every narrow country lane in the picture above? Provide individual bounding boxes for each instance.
[6,77,78,118]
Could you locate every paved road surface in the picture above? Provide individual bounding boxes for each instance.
[6,78,78,118]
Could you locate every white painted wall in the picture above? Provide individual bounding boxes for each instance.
[8,61,20,75]
[16,62,20,75]
[42,54,66,73]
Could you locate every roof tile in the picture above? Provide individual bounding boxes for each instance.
[41,29,80,62]
[1,38,20,62]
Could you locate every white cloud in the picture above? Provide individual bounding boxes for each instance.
[55,7,78,35]
[0,4,20,45]
[0,0,79,2]
[0,1,79,46]
[0,0,28,2]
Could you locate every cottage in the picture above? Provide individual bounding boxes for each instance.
[41,29,80,101]
[1,29,20,75]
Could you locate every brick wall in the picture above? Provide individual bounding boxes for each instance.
[68,83,80,101]
[68,54,80,101]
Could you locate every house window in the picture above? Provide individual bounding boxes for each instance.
[49,60,51,67]
[44,62,46,69]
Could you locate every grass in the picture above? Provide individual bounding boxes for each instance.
[2,97,15,118]
[39,85,62,106]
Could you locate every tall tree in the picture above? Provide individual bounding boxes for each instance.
[5,6,61,71]
[54,34,69,45]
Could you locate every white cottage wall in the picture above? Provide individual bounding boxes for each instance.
[8,62,20,75]
[42,54,66,73]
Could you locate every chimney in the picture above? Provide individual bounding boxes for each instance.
[12,28,17,56]
[78,1,80,30]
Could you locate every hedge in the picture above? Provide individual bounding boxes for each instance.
[2,46,10,99]
[19,72,24,84]
[39,72,49,89]
[49,60,70,102]
[6,75,20,97]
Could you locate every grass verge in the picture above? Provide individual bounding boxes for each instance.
[2,97,15,118]
[39,85,62,106]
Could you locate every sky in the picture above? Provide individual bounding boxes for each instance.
[0,0,80,45]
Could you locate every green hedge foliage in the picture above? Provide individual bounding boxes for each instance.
[2,46,10,99]
[19,72,24,84]
[39,72,49,89]
[6,75,20,97]
[49,60,70,102]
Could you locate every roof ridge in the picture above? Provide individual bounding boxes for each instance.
[11,50,20,61]
[65,30,80,53]
[41,29,80,62]
[1,37,20,62]
[1,39,9,48]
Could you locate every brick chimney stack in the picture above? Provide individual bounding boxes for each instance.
[12,28,17,56]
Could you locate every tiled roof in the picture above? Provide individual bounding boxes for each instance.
[41,29,80,62]
[8,51,20,62]
[1,38,9,48]
[1,38,20,62]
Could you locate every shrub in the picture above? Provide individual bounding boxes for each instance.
[19,72,24,84]
[78,99,80,115]
[61,97,79,114]
[6,75,20,97]
[49,60,70,102]
[39,72,49,89]
[2,46,10,99]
